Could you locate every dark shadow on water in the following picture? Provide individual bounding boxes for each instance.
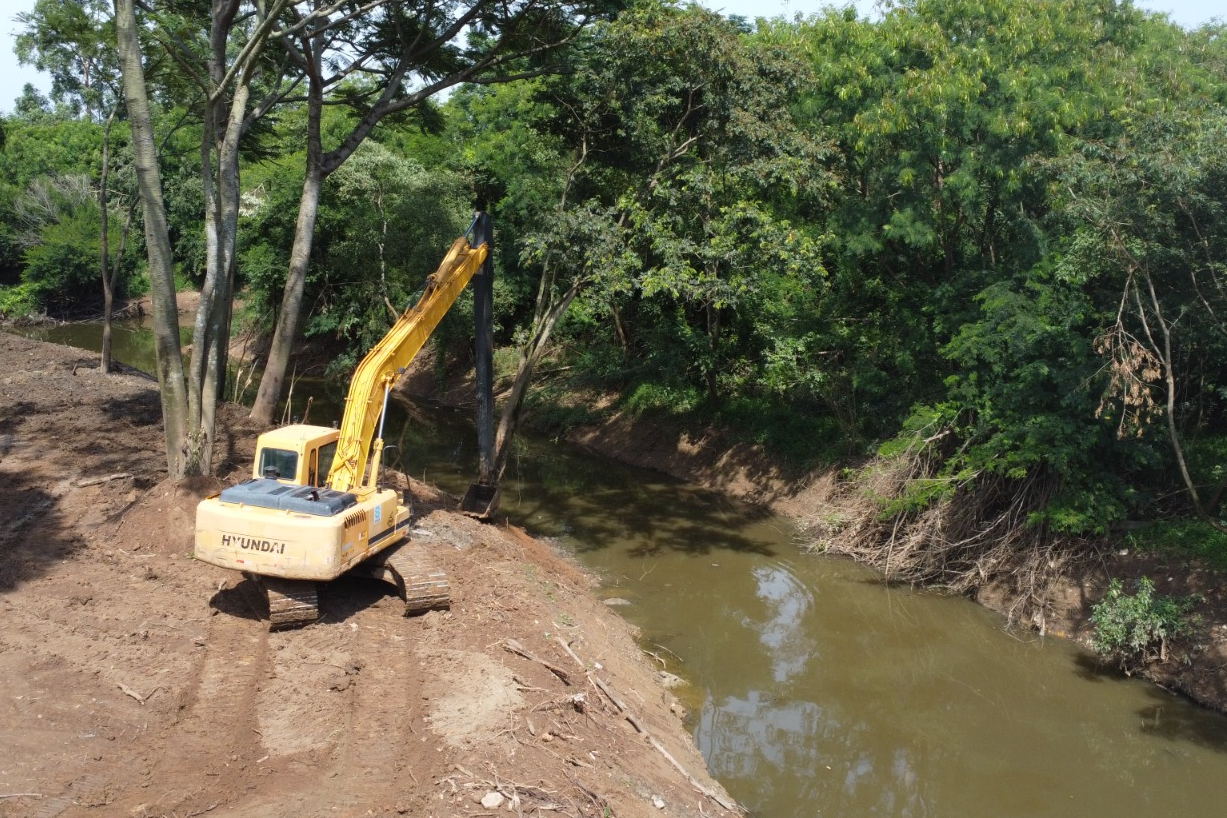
[1136,683,1227,754]
[1070,651,1227,752]
[1072,650,1114,683]
[502,473,782,558]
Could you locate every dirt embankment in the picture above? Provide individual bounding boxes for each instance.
[0,332,737,818]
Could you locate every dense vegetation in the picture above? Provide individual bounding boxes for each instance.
[3,0,1226,611]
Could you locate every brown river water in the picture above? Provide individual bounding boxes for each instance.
[14,319,1227,817]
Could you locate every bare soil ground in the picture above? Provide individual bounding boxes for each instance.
[0,333,736,818]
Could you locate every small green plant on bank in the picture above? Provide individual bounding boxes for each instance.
[1090,577,1201,672]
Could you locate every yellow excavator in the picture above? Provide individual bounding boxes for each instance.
[194,213,500,628]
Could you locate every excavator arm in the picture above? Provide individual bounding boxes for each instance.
[327,223,490,494]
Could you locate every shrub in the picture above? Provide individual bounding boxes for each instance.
[1090,577,1200,672]
[0,282,41,320]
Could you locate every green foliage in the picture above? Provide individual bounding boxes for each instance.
[0,118,106,190]
[22,212,103,310]
[240,139,471,370]
[716,395,845,468]
[7,173,138,315]
[622,382,705,416]
[1090,577,1201,670]
[1124,520,1227,572]
[0,282,40,319]
[15,0,119,122]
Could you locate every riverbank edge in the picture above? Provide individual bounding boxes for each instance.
[0,330,740,817]
[397,357,1227,716]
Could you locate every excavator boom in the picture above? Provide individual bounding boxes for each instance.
[327,234,489,493]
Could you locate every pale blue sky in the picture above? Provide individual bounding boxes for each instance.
[0,0,1222,115]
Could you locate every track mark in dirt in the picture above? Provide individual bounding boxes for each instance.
[341,617,421,766]
[256,623,355,757]
[302,613,430,817]
[125,597,269,815]
[186,603,266,737]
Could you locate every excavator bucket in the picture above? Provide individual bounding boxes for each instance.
[461,481,501,519]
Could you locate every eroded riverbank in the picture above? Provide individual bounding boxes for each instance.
[561,403,1227,716]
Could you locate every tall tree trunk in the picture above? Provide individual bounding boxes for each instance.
[705,299,721,406]
[113,0,189,476]
[186,0,254,475]
[249,67,323,425]
[99,107,115,374]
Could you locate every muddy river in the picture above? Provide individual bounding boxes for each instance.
[13,320,1227,817]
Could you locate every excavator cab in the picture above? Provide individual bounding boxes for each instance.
[250,425,341,486]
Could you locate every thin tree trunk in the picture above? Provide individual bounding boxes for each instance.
[187,0,253,475]
[705,286,721,406]
[114,0,189,476]
[1139,269,1227,534]
[200,79,249,471]
[493,283,581,478]
[249,44,324,425]
[99,107,116,374]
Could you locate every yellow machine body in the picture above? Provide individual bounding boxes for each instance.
[193,226,490,590]
[193,425,409,581]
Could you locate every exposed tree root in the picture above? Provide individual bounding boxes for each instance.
[803,445,1103,627]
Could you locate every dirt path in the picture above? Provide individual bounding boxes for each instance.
[0,333,735,818]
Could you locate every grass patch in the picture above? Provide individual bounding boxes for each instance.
[1123,518,1227,571]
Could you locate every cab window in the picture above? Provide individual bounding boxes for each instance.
[316,441,338,487]
[258,448,299,481]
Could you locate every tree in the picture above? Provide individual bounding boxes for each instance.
[239,137,472,376]
[16,0,119,123]
[12,85,53,121]
[248,0,619,425]
[113,0,325,475]
[114,0,188,475]
[18,0,132,371]
[1059,107,1227,531]
[780,0,1136,438]
[456,4,826,477]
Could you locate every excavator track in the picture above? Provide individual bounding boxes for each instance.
[256,575,321,630]
[356,541,451,614]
